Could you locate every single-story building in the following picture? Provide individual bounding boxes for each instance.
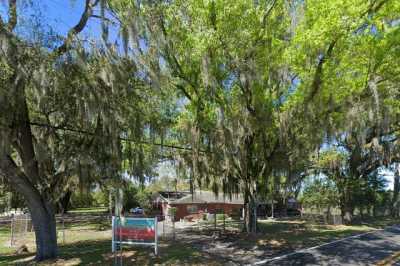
[152,190,244,221]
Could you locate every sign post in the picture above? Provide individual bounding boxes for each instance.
[112,216,158,255]
[111,216,116,252]
[154,216,158,255]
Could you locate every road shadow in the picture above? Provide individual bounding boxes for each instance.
[263,226,400,266]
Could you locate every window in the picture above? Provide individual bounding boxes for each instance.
[186,205,198,214]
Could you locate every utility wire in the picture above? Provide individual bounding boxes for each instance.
[1,120,206,153]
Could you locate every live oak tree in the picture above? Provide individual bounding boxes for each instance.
[104,0,399,231]
[0,0,104,259]
[300,177,339,220]
[291,0,400,223]
[109,0,316,231]
[0,0,171,260]
[109,0,308,232]
[290,0,400,150]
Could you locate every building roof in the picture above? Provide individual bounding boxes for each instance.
[156,191,189,201]
[169,191,244,205]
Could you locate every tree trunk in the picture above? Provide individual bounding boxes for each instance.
[341,204,353,224]
[0,155,57,261]
[56,190,72,214]
[326,205,331,224]
[359,206,364,219]
[62,190,72,213]
[30,202,57,261]
[340,180,354,224]
[243,191,257,233]
[282,197,288,217]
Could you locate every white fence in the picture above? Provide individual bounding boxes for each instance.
[157,216,176,240]
[0,214,33,247]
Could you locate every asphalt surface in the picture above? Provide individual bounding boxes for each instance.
[256,225,400,266]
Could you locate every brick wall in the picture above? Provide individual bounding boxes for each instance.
[167,203,243,220]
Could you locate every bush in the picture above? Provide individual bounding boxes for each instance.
[135,190,152,211]
[123,184,140,211]
[70,191,95,208]
[92,190,109,207]
[216,213,228,220]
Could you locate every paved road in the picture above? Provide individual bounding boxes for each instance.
[256,225,400,266]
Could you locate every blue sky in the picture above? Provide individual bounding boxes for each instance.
[38,1,88,35]
[33,0,103,37]
[0,0,118,43]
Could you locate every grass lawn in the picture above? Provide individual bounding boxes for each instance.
[0,240,219,266]
[0,225,13,255]
[0,216,398,265]
[0,216,221,266]
[254,218,387,250]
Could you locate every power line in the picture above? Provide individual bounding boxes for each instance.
[22,121,203,153]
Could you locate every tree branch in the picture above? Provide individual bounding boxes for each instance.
[54,0,99,56]
[307,39,337,102]
[7,0,17,31]
[361,0,388,17]
[261,0,277,31]
[0,154,44,209]
[306,1,389,102]
[91,14,118,26]
[157,12,195,101]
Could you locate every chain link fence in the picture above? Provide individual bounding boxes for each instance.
[0,212,243,252]
[0,213,112,250]
[10,214,32,247]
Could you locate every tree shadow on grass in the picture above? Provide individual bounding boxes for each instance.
[0,238,222,266]
[174,221,378,265]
